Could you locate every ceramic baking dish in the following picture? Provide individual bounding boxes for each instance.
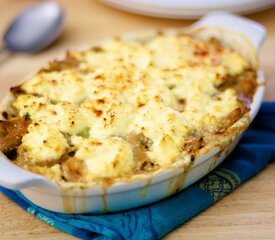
[0,12,266,214]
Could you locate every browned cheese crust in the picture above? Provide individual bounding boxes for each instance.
[0,31,258,186]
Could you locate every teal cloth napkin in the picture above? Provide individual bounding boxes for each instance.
[1,102,275,240]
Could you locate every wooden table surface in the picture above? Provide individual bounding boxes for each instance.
[0,1,275,239]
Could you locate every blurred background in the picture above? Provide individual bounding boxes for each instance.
[98,0,275,19]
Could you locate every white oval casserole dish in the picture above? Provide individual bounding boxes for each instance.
[0,12,266,214]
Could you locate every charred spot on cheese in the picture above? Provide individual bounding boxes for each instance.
[0,32,257,185]
[178,98,186,112]
[194,49,209,56]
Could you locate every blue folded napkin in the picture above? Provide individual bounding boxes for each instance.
[1,102,275,240]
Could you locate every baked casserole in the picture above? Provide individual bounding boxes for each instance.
[0,31,258,187]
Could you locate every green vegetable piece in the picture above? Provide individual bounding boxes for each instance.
[77,127,90,138]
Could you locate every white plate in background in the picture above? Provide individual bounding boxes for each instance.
[99,0,275,19]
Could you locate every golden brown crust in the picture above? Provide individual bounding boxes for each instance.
[0,28,259,187]
[189,26,258,69]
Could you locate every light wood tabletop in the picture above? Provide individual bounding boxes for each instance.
[0,1,275,239]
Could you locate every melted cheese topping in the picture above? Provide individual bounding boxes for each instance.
[71,136,134,179]
[19,123,68,164]
[10,34,253,183]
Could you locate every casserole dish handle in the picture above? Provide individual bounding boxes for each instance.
[192,11,266,52]
[0,153,54,190]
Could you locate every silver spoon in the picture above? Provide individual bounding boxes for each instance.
[1,1,65,53]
